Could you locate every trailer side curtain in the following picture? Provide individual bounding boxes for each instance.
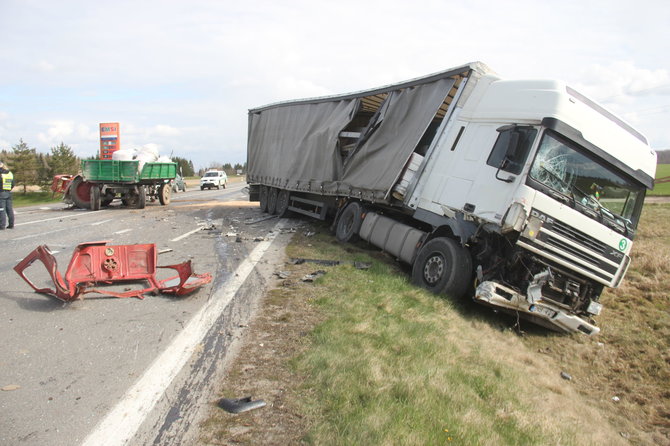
[340,77,456,200]
[247,99,358,187]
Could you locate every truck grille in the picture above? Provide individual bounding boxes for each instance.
[518,209,627,286]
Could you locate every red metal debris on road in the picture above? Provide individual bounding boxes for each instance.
[14,241,212,301]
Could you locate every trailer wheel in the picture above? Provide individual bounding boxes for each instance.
[411,237,472,298]
[137,186,146,209]
[259,186,269,212]
[70,176,92,209]
[158,183,171,205]
[90,186,101,211]
[101,192,114,207]
[267,187,278,214]
[276,189,291,217]
[336,202,363,243]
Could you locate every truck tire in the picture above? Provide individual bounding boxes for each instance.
[158,183,171,205]
[90,186,101,211]
[276,189,290,217]
[259,186,269,212]
[223,181,226,189]
[267,187,278,214]
[411,237,472,298]
[70,177,92,209]
[137,185,146,209]
[336,202,363,243]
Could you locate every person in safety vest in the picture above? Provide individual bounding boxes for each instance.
[0,161,15,229]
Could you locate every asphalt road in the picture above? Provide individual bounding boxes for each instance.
[0,183,291,446]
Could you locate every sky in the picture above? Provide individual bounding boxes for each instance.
[1,0,669,170]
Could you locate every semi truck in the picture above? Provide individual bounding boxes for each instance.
[246,62,657,335]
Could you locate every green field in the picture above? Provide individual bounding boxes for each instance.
[649,164,670,196]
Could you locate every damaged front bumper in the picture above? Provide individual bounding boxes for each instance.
[14,241,212,302]
[474,281,600,336]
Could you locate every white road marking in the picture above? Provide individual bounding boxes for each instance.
[91,219,112,226]
[170,227,202,242]
[114,229,132,234]
[80,220,287,446]
[15,210,108,227]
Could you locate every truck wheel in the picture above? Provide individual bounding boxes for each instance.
[411,237,472,298]
[336,202,363,243]
[158,183,171,205]
[70,177,92,209]
[267,187,278,214]
[276,189,290,217]
[137,186,146,209]
[90,186,101,211]
[259,186,269,212]
[223,181,226,189]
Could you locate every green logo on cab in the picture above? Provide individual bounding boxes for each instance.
[618,239,628,251]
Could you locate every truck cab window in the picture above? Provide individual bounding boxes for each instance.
[487,126,537,174]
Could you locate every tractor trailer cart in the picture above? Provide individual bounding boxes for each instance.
[247,62,657,335]
[61,159,177,210]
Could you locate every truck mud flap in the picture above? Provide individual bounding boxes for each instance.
[14,242,212,302]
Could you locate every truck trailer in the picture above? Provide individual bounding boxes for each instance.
[246,62,657,335]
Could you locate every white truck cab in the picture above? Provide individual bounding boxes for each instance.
[200,170,227,190]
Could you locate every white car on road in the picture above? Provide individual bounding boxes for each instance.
[200,170,227,190]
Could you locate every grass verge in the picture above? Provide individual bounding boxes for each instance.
[649,164,670,196]
[202,205,669,445]
[12,191,62,207]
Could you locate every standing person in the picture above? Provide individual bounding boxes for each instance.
[0,161,15,229]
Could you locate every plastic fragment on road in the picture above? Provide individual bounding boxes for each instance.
[217,396,266,414]
[13,241,212,302]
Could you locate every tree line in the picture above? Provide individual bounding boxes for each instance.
[0,139,199,193]
[199,162,247,177]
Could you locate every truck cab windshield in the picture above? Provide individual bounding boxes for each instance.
[528,130,644,234]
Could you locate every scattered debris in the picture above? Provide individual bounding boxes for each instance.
[612,396,621,402]
[14,241,212,301]
[302,270,327,282]
[275,271,291,279]
[560,371,572,381]
[225,232,238,237]
[290,258,340,266]
[281,227,297,233]
[620,432,630,439]
[245,215,278,225]
[1,384,21,391]
[354,262,372,270]
[158,248,173,255]
[201,223,217,231]
[254,237,265,242]
[218,396,266,414]
[303,231,315,237]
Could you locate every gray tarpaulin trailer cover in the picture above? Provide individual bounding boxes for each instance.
[247,62,493,203]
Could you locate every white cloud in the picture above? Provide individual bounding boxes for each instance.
[37,120,75,145]
[147,124,181,138]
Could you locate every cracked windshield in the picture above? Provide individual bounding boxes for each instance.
[529,130,644,228]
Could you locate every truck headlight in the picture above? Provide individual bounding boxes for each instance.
[522,215,543,240]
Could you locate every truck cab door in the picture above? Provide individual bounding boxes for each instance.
[464,125,537,223]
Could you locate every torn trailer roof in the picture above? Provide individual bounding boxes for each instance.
[247,62,496,203]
